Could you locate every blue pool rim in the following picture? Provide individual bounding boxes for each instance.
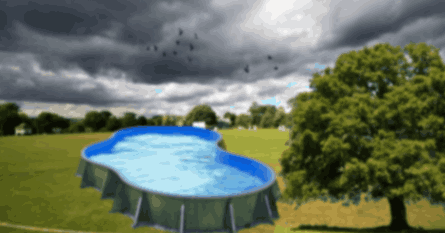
[79,126,278,199]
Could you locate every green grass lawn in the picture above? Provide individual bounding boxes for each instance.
[0,129,444,233]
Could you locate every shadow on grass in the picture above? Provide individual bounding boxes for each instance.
[291,224,444,233]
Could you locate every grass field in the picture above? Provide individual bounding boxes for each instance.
[1,129,445,233]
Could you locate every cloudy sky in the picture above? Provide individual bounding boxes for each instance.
[1,0,444,119]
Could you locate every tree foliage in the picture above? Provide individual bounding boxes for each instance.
[53,114,70,131]
[223,112,237,127]
[235,114,252,128]
[249,102,277,127]
[150,115,163,126]
[259,107,274,128]
[18,112,36,133]
[287,95,298,110]
[120,112,138,128]
[175,115,185,126]
[272,106,287,128]
[184,104,217,127]
[248,102,266,126]
[137,116,148,126]
[0,102,21,136]
[100,110,112,124]
[105,116,121,131]
[279,42,445,231]
[83,111,106,132]
[35,112,70,134]
[68,121,86,133]
[162,115,177,126]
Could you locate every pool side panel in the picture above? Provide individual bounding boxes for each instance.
[75,126,281,232]
[77,159,281,232]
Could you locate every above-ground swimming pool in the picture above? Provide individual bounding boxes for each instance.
[75,126,281,233]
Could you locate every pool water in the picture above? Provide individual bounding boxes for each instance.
[89,134,265,196]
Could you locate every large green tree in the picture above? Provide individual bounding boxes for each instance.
[35,112,49,134]
[259,106,277,128]
[150,115,163,126]
[284,112,295,146]
[52,114,70,132]
[18,112,36,134]
[285,95,298,130]
[105,116,121,131]
[100,110,112,126]
[0,102,21,136]
[137,115,148,126]
[223,112,237,127]
[272,106,287,128]
[248,102,266,126]
[279,42,445,231]
[287,95,298,110]
[162,115,177,126]
[184,104,217,127]
[235,114,252,128]
[249,102,277,127]
[35,112,69,134]
[83,111,106,132]
[68,121,86,133]
[175,115,185,126]
[120,112,138,128]
[145,118,156,126]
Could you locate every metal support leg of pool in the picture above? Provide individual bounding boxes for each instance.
[264,195,273,219]
[132,196,143,228]
[179,204,185,233]
[230,204,237,233]
[101,173,108,192]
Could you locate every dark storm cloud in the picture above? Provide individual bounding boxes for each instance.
[130,57,242,85]
[316,0,445,51]
[2,0,445,111]
[0,54,144,107]
[1,0,268,86]
[0,70,136,107]
[257,85,287,97]
[164,89,214,103]
[0,0,158,44]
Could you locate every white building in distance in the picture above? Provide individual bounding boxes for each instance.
[192,121,206,129]
[15,123,32,136]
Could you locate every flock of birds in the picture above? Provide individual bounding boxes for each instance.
[145,28,279,73]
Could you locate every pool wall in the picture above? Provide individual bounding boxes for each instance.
[75,126,281,233]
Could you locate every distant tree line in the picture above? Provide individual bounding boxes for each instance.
[0,100,294,136]
[224,102,292,130]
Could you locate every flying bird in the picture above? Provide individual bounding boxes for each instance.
[154,45,158,51]
[274,66,279,70]
[176,40,180,45]
[163,51,167,57]
[179,28,183,36]
[173,51,178,56]
[267,55,272,60]
[189,43,194,51]
[194,33,198,40]
[244,65,249,73]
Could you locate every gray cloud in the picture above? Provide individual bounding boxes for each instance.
[315,0,445,51]
[0,70,139,107]
[1,0,285,86]
[164,89,214,103]
[0,53,144,107]
[205,94,251,108]
[257,85,287,97]
[1,0,445,117]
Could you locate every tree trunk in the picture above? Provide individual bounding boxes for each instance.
[388,195,411,231]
